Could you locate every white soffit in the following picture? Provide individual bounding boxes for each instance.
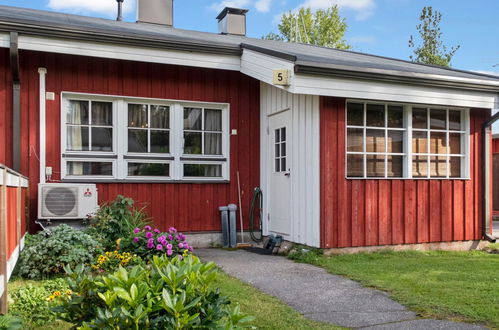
[241,49,294,91]
[18,35,241,71]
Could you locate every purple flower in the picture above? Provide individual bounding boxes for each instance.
[133,227,141,234]
[158,235,166,242]
[168,235,173,240]
[133,237,140,242]
[144,225,152,231]
[166,244,173,250]
[184,243,189,249]
[189,246,194,252]
[168,227,177,234]
[167,249,173,256]
[154,228,161,233]
[148,238,154,244]
[147,242,154,249]
[156,244,163,250]
[146,232,153,239]
[178,234,185,241]
[178,243,184,249]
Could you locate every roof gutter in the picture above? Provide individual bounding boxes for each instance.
[483,110,499,243]
[294,64,499,93]
[9,31,20,172]
[0,21,242,56]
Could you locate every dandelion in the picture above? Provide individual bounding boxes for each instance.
[133,227,141,234]
[146,232,153,239]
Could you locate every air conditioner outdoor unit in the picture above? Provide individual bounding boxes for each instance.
[38,183,98,220]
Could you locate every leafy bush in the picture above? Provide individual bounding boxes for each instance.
[121,226,193,260]
[53,255,253,329]
[0,315,22,330]
[91,251,143,273]
[9,278,68,327]
[88,195,151,250]
[17,224,101,279]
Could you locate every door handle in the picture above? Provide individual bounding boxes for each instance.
[284,172,290,177]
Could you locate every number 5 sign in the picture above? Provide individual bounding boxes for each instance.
[272,69,290,86]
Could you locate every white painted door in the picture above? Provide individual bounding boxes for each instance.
[268,110,291,235]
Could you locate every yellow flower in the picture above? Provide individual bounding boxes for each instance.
[53,291,61,297]
[66,290,72,295]
[46,295,54,302]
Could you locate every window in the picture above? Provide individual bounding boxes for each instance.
[61,93,229,181]
[274,127,287,172]
[346,101,468,179]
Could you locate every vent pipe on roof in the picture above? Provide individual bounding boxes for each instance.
[137,0,173,26]
[217,7,248,36]
[116,0,124,21]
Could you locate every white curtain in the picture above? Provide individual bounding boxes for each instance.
[204,109,222,155]
[67,101,85,175]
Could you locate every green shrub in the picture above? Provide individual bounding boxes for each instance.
[53,255,253,329]
[120,226,193,260]
[0,315,22,330]
[17,225,101,279]
[88,195,151,250]
[9,278,68,327]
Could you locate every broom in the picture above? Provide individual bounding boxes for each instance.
[236,171,251,248]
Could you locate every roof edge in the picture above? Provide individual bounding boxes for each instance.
[241,43,297,62]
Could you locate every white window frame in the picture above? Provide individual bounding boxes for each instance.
[345,100,470,180]
[61,92,230,181]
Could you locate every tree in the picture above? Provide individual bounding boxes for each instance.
[408,6,459,67]
[263,6,351,49]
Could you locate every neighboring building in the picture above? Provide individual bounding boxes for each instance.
[0,2,498,249]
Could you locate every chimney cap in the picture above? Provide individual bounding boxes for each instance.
[216,7,249,21]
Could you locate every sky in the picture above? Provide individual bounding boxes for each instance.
[1,0,499,75]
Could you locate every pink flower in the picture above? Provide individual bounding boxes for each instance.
[168,227,177,234]
[178,243,184,249]
[154,229,161,233]
[147,242,154,249]
[133,227,140,234]
[167,249,173,256]
[146,232,153,239]
[178,234,185,241]
[144,225,152,231]
[184,243,189,249]
[189,246,194,252]
[148,238,154,244]
[156,244,163,250]
[168,235,173,240]
[133,237,140,242]
[166,244,173,250]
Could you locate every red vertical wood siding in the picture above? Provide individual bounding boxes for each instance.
[0,49,259,233]
[320,96,489,248]
[6,187,17,258]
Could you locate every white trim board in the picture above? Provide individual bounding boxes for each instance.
[7,234,26,281]
[241,49,294,90]
[18,35,241,72]
[0,32,8,48]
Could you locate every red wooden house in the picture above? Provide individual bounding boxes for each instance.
[0,2,498,250]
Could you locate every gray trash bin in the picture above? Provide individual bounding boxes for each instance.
[219,206,229,247]
[228,204,238,248]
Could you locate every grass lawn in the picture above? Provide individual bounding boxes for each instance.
[289,248,499,328]
[7,272,341,330]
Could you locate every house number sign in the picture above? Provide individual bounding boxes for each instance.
[272,69,290,86]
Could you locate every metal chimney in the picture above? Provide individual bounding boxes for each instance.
[116,0,124,21]
[137,0,173,26]
[217,7,248,36]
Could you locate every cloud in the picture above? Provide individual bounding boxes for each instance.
[47,0,135,17]
[208,0,251,12]
[255,0,273,12]
[297,0,376,21]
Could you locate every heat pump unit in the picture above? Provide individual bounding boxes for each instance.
[38,183,98,220]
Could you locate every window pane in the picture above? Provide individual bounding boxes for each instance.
[412,108,427,129]
[92,101,113,126]
[205,109,222,131]
[412,156,428,178]
[430,132,447,154]
[275,143,280,158]
[128,104,148,128]
[275,158,280,172]
[366,129,385,153]
[184,164,222,177]
[449,157,462,178]
[387,105,403,128]
[347,102,364,126]
[67,161,112,176]
[430,156,447,178]
[184,132,202,154]
[275,129,280,143]
[205,133,222,155]
[347,154,363,177]
[430,109,446,129]
[366,104,385,127]
[366,154,385,177]
[387,156,403,177]
[412,131,427,154]
[150,105,169,129]
[387,130,403,153]
[184,108,202,130]
[281,127,286,141]
[281,158,287,172]
[67,100,89,125]
[347,128,363,152]
[281,142,286,157]
[91,127,113,151]
[67,126,89,151]
[128,129,148,153]
[128,163,169,177]
[449,110,461,131]
[449,133,461,154]
[150,130,169,154]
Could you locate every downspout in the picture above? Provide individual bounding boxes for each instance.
[483,109,499,242]
[9,32,20,172]
[38,68,47,184]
